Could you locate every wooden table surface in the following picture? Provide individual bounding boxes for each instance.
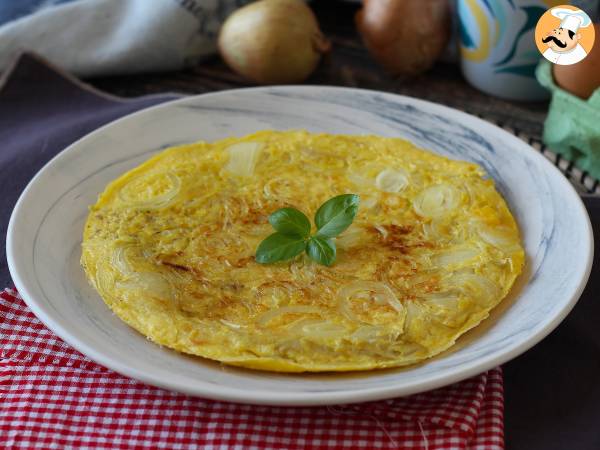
[90,0,550,142]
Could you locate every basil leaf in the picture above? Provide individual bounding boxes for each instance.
[268,207,311,238]
[255,232,306,264]
[314,194,360,238]
[306,236,336,266]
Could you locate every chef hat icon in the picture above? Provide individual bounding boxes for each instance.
[551,7,592,33]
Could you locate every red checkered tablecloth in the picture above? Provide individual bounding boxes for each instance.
[0,289,504,449]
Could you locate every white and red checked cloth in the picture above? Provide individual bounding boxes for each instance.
[0,289,504,450]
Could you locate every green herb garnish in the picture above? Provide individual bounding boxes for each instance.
[255,194,360,266]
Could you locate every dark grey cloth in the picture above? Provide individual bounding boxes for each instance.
[504,195,600,450]
[0,53,180,287]
[1,52,598,449]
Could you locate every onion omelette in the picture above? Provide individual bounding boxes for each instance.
[81,130,524,372]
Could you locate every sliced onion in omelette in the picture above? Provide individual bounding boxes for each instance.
[81,130,524,372]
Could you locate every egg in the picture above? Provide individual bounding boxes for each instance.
[553,23,600,99]
[81,131,524,372]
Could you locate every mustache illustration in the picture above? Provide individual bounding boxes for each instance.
[542,35,567,48]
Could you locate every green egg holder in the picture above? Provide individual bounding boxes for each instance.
[536,60,600,179]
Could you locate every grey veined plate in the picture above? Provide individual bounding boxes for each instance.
[6,87,593,405]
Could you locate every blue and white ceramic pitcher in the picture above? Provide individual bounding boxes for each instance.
[458,0,599,101]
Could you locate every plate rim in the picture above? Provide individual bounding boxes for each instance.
[6,85,594,405]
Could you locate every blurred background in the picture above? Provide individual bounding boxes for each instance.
[1,0,598,160]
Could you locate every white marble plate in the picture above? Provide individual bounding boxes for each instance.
[6,87,593,406]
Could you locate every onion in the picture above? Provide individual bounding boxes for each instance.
[337,281,404,322]
[431,246,480,268]
[413,184,461,218]
[289,256,317,283]
[422,219,452,243]
[119,172,181,209]
[391,342,425,358]
[350,325,382,343]
[478,224,521,254]
[262,177,301,200]
[290,319,347,339]
[111,244,138,275]
[255,280,294,308]
[402,271,434,290]
[446,272,499,306]
[218,0,331,84]
[373,225,388,240]
[224,142,263,177]
[263,179,276,198]
[256,305,321,328]
[336,227,366,249]
[423,291,470,328]
[361,195,379,210]
[220,319,247,330]
[375,168,408,193]
[422,291,459,309]
[404,301,423,332]
[355,0,451,76]
[94,263,115,297]
[117,272,174,300]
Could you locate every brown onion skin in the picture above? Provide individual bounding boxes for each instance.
[218,0,331,85]
[356,0,451,77]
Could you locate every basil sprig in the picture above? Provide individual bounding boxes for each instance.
[255,194,360,266]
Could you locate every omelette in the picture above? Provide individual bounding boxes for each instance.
[81,130,524,372]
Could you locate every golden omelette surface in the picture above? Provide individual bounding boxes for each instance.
[82,131,524,372]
